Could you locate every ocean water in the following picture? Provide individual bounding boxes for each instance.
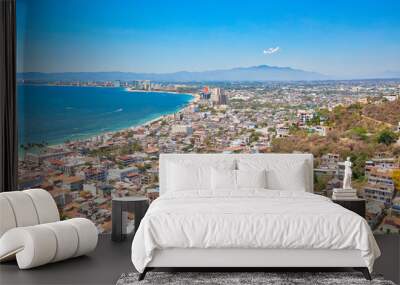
[17,85,193,147]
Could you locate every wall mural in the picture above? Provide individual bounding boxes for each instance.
[17,0,400,234]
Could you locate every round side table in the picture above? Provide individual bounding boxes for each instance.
[111,197,149,242]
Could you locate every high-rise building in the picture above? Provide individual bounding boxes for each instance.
[211,88,228,105]
[219,92,228,105]
[211,88,221,103]
[113,80,121,88]
[200,86,211,100]
[143,80,151,91]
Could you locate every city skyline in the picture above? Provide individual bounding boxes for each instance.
[17,0,400,79]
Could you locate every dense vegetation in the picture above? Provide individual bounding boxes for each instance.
[272,99,400,183]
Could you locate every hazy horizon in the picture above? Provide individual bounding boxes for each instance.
[17,65,400,81]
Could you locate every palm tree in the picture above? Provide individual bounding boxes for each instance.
[20,144,29,161]
[35,141,49,167]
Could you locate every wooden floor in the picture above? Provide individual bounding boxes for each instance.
[0,234,398,285]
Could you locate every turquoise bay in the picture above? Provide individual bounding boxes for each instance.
[18,85,193,147]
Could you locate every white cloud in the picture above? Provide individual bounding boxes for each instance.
[263,47,280,54]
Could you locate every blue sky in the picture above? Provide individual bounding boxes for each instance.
[17,0,400,78]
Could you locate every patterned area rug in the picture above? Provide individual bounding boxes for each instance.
[116,272,395,285]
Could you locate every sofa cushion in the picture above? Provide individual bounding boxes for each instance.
[0,192,39,227]
[0,196,17,237]
[24,189,60,224]
[0,218,97,269]
[0,189,60,238]
[42,221,79,262]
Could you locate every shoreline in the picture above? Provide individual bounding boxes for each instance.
[20,90,198,155]
[125,88,185,95]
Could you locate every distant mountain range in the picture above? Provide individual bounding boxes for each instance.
[18,65,330,82]
[17,65,400,82]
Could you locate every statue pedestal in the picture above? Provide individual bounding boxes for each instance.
[332,188,357,200]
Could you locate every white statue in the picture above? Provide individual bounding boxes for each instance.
[343,157,352,190]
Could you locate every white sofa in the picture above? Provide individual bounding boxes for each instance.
[0,189,98,269]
